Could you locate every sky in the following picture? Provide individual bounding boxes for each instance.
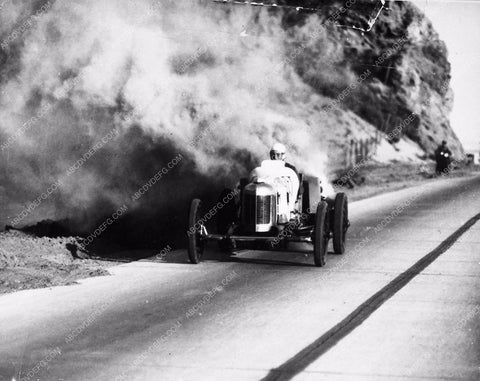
[411,0,480,151]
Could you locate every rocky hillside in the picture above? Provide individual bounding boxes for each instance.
[277,0,463,164]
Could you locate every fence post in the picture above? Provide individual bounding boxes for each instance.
[348,139,354,167]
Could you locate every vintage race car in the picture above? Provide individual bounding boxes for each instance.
[187,160,349,266]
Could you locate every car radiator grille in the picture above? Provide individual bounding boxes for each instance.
[256,195,271,224]
[243,193,273,228]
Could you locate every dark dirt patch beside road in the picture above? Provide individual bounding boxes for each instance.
[0,230,117,294]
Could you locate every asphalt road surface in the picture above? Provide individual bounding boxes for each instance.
[1,175,480,381]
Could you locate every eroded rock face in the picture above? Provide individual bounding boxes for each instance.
[282,0,464,158]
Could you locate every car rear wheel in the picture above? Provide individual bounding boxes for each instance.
[188,199,204,264]
[333,193,348,254]
[313,201,329,267]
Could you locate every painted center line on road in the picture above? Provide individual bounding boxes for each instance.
[261,212,480,381]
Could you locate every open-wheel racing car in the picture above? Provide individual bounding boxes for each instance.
[187,160,349,266]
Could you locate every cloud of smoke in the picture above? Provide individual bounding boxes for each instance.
[0,0,332,241]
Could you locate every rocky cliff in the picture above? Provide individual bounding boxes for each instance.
[278,0,463,163]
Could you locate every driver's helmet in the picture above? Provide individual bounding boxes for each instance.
[270,142,286,161]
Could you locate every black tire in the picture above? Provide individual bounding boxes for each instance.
[188,199,204,264]
[313,201,329,267]
[333,193,348,254]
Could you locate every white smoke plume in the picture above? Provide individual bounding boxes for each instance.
[0,0,331,236]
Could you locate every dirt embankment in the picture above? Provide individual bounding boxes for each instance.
[0,231,115,294]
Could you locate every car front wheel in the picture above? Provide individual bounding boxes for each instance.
[333,192,348,254]
[313,201,329,267]
[188,199,204,264]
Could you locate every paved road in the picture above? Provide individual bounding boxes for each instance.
[1,175,479,381]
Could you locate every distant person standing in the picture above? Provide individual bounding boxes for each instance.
[435,140,452,175]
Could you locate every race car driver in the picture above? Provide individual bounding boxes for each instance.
[269,142,299,177]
